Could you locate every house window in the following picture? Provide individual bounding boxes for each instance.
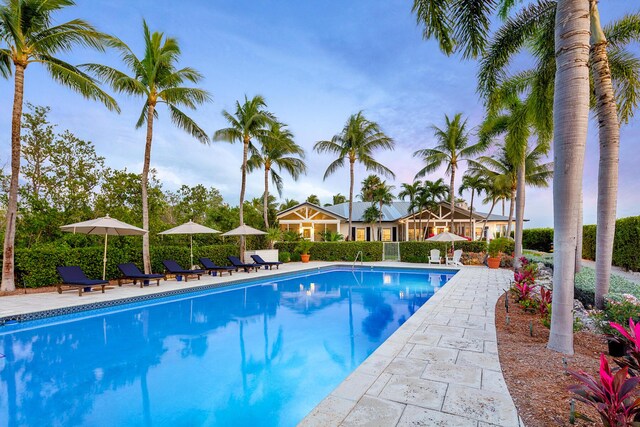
[382,228,391,242]
[356,228,366,241]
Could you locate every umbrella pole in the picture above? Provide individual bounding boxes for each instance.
[190,234,194,268]
[103,233,108,280]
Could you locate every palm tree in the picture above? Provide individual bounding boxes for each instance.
[362,205,380,235]
[476,179,511,241]
[398,181,422,241]
[470,143,553,240]
[477,2,640,312]
[86,21,210,273]
[420,179,449,239]
[413,0,593,358]
[0,0,119,290]
[332,193,347,205]
[279,199,299,211]
[414,113,486,233]
[214,95,272,259]
[306,194,320,205]
[359,174,383,202]
[458,173,488,239]
[314,112,394,240]
[247,121,306,228]
[371,182,395,241]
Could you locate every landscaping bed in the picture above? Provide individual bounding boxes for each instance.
[496,292,605,426]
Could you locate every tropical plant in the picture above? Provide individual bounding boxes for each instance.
[415,179,449,240]
[569,354,640,426]
[371,182,395,241]
[265,228,282,250]
[314,112,394,240]
[414,113,486,233]
[362,205,380,230]
[305,194,320,205]
[412,0,593,357]
[281,230,302,242]
[86,20,211,273]
[398,181,422,241]
[359,174,383,202]
[279,199,299,211]
[0,0,120,290]
[469,143,552,244]
[319,231,344,242]
[247,121,306,228]
[214,95,272,260]
[332,193,347,205]
[488,237,510,258]
[294,240,313,255]
[478,2,640,311]
[458,173,488,239]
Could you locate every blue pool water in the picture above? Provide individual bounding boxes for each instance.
[0,267,456,427]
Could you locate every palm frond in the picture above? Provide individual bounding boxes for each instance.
[167,104,208,144]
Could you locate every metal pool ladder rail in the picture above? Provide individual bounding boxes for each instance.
[352,251,363,268]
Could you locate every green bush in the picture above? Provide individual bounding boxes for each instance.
[582,224,597,261]
[13,244,239,288]
[399,242,448,263]
[456,240,487,253]
[612,216,640,271]
[522,228,554,252]
[488,237,513,257]
[279,251,291,263]
[274,241,383,262]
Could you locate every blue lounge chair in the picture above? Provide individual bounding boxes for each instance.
[198,258,234,276]
[227,256,260,273]
[162,260,204,282]
[250,254,283,270]
[117,263,165,287]
[56,266,108,296]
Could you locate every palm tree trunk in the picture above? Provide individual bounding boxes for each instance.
[239,139,249,260]
[141,102,155,274]
[469,190,474,239]
[548,0,591,355]
[412,210,417,241]
[483,199,497,242]
[590,0,619,309]
[1,64,25,292]
[506,188,515,238]
[575,191,583,274]
[418,209,423,241]
[263,166,270,229]
[348,160,354,241]
[514,159,526,265]
[501,199,505,217]
[379,200,383,241]
[449,168,456,233]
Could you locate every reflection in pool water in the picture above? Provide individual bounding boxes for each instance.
[0,268,455,427]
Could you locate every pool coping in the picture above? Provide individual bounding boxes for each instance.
[299,266,522,427]
[0,262,457,326]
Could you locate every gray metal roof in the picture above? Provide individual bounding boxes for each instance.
[278,201,515,222]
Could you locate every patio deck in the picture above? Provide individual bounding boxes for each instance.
[0,262,520,426]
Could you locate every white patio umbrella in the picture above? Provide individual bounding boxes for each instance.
[221,225,267,262]
[158,220,220,267]
[60,215,147,280]
[426,231,468,251]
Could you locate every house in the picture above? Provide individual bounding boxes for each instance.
[276,201,515,242]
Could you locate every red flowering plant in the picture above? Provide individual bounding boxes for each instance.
[539,287,552,317]
[569,354,640,426]
[610,319,640,377]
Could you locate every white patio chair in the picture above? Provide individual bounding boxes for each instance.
[428,249,441,264]
[446,249,463,266]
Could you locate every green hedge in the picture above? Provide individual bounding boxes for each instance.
[399,242,448,263]
[14,244,239,288]
[522,228,554,252]
[274,241,383,262]
[582,225,596,261]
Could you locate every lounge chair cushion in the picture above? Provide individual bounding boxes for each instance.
[228,256,259,268]
[57,266,108,286]
[117,263,164,279]
[162,260,204,274]
[198,257,235,270]
[251,255,283,265]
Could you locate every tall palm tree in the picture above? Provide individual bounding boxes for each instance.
[359,174,383,202]
[247,121,306,228]
[414,113,486,233]
[0,0,119,290]
[314,112,395,240]
[332,193,347,205]
[470,143,553,240]
[417,179,449,240]
[479,92,551,260]
[477,1,640,310]
[458,173,488,240]
[279,199,299,211]
[214,95,272,259]
[85,21,210,273]
[398,181,422,241]
[413,0,593,358]
[371,182,395,241]
[305,194,320,205]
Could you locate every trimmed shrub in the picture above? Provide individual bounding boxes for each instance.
[13,244,239,288]
[399,242,448,263]
[582,224,596,261]
[611,216,640,271]
[522,228,554,252]
[279,251,291,263]
[274,241,382,262]
[456,240,487,253]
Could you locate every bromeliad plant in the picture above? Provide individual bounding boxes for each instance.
[539,287,552,317]
[569,354,640,426]
[610,319,640,378]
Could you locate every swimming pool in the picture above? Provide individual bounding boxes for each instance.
[0,266,456,426]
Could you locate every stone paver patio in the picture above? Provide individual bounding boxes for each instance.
[0,262,520,426]
[300,266,521,427]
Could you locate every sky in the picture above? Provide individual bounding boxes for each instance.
[0,0,638,228]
